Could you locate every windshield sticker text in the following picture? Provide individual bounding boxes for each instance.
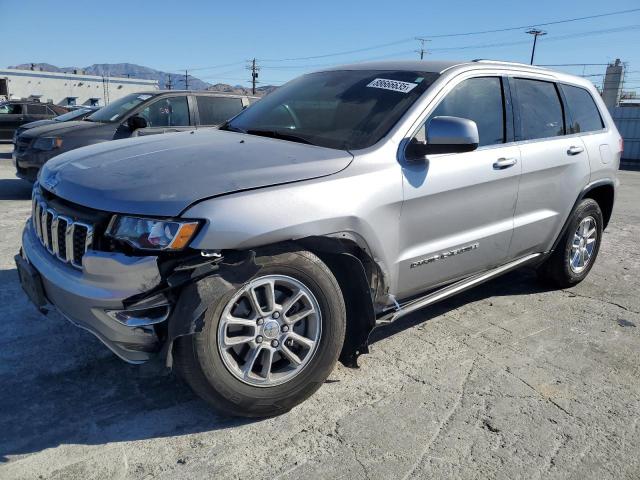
[366,78,418,93]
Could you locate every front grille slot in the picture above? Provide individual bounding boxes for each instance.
[32,195,94,269]
[56,217,68,261]
[73,225,88,266]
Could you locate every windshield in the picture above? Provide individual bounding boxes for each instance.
[86,93,154,122]
[54,108,92,122]
[224,70,439,150]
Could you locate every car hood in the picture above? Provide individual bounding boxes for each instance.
[21,120,105,138]
[19,119,56,131]
[40,129,354,216]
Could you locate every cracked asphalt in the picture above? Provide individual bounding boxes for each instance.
[0,143,639,479]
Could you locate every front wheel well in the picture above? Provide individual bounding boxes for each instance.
[293,236,382,367]
[583,184,614,229]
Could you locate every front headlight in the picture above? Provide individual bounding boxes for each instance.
[106,216,200,251]
[32,137,63,151]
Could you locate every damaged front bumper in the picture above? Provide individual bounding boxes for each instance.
[21,221,169,363]
[20,220,257,365]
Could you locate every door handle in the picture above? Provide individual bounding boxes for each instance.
[567,145,584,156]
[493,157,518,170]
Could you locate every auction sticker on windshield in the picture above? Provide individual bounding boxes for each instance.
[366,78,418,93]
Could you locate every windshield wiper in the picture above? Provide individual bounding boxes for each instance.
[219,122,246,133]
[246,129,313,145]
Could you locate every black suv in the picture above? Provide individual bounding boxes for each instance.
[14,91,258,182]
[12,106,99,143]
[0,100,68,141]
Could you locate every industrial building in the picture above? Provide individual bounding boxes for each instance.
[0,68,158,107]
[597,58,639,169]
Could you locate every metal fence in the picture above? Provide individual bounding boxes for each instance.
[612,106,640,170]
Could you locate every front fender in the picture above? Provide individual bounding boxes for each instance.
[180,163,403,295]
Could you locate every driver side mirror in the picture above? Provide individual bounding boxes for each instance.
[127,115,148,131]
[406,116,479,161]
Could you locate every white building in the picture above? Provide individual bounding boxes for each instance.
[0,68,158,107]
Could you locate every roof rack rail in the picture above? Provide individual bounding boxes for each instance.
[471,59,549,69]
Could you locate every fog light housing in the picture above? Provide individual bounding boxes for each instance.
[106,304,170,327]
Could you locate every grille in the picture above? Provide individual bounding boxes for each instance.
[32,195,93,269]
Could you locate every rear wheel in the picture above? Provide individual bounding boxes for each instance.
[174,248,346,417]
[538,198,603,288]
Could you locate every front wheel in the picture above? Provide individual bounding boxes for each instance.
[537,198,603,288]
[174,248,346,417]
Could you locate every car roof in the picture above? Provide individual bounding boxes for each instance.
[319,59,594,88]
[322,59,561,74]
[322,60,466,73]
[135,90,260,99]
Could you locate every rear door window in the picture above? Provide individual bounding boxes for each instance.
[512,78,564,140]
[560,84,604,133]
[27,104,47,115]
[196,96,245,125]
[138,96,190,127]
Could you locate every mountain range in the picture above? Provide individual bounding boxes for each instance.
[9,62,277,96]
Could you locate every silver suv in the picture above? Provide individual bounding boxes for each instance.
[16,60,621,417]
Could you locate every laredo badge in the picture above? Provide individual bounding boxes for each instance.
[410,243,479,269]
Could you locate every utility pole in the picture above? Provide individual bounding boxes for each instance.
[415,38,431,60]
[247,58,260,95]
[526,29,547,65]
[184,70,189,90]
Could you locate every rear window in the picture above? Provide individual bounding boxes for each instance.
[513,78,564,141]
[561,84,604,134]
[197,96,244,125]
[27,104,47,115]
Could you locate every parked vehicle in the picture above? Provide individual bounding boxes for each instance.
[13,91,257,182]
[16,60,620,417]
[12,106,98,143]
[0,100,67,141]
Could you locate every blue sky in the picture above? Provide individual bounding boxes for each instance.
[1,0,639,91]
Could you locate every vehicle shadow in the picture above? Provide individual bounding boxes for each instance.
[370,267,553,344]
[0,269,255,462]
[0,267,550,462]
[0,179,32,200]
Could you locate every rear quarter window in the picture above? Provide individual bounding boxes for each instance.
[560,84,604,134]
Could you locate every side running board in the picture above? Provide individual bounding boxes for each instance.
[376,253,542,325]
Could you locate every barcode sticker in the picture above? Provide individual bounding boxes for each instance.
[366,78,418,93]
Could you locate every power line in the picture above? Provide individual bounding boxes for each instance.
[260,24,637,69]
[169,60,246,73]
[419,8,640,38]
[259,8,640,63]
[425,24,640,53]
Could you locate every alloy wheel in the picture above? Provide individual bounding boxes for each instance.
[217,274,322,387]
[569,216,597,274]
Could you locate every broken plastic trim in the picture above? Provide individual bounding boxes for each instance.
[161,250,261,368]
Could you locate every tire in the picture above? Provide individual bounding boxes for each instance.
[537,198,603,288]
[174,246,346,418]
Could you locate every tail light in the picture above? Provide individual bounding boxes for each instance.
[619,137,624,154]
